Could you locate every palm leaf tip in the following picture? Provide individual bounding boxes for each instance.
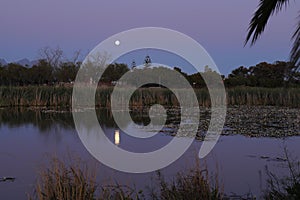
[290,17,300,71]
[245,0,290,46]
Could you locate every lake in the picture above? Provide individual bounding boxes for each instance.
[0,107,299,199]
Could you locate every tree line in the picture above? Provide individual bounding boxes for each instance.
[224,61,300,87]
[0,60,131,86]
[178,62,299,88]
[0,53,299,88]
[0,59,79,86]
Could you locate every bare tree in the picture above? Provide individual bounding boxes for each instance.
[81,51,111,83]
[38,46,64,68]
[71,50,82,65]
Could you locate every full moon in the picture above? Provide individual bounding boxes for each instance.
[114,40,120,46]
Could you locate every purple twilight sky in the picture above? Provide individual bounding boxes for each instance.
[0,0,299,74]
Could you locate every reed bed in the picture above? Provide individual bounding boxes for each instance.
[227,87,300,107]
[0,86,72,107]
[0,86,299,108]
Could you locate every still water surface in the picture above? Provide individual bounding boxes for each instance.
[0,108,299,199]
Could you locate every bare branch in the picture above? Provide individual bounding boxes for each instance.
[39,46,64,68]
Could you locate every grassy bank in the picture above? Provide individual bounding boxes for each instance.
[0,86,299,108]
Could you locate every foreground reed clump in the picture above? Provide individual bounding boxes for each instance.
[29,157,97,200]
[28,155,145,200]
[29,156,223,200]
[264,148,300,200]
[153,165,223,200]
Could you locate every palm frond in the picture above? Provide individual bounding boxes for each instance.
[245,0,290,46]
[290,16,300,71]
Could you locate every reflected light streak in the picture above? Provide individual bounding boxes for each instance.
[114,129,120,145]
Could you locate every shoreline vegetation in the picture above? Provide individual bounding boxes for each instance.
[28,153,299,200]
[0,86,299,108]
[28,156,224,200]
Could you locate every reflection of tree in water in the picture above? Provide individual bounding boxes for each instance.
[0,107,181,133]
[0,108,74,132]
[96,108,150,128]
[129,106,181,126]
[96,109,117,128]
[96,107,180,128]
